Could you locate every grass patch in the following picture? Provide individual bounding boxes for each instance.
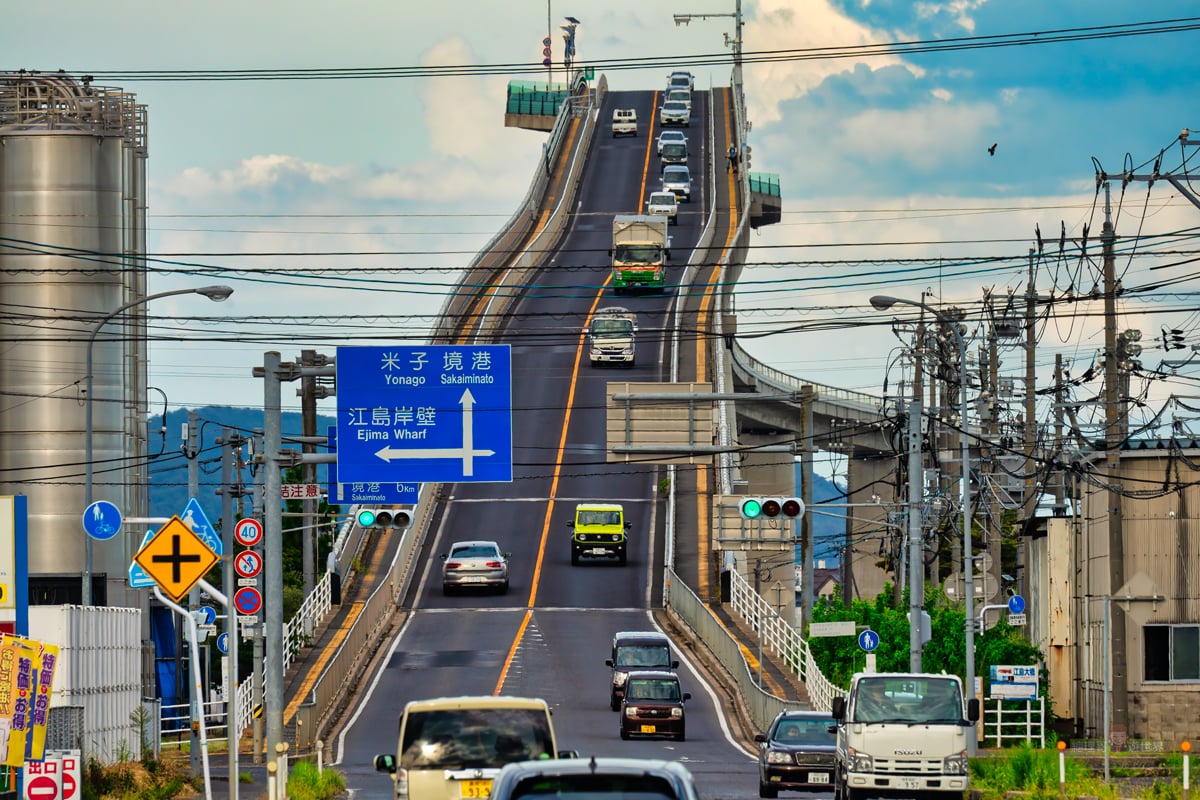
[286,760,345,800]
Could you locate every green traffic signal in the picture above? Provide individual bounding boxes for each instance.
[357,509,377,526]
[739,498,763,519]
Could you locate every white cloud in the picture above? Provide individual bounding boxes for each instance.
[744,0,917,125]
[836,102,1000,170]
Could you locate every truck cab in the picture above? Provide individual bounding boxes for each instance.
[830,673,979,800]
[586,307,637,367]
[567,503,629,565]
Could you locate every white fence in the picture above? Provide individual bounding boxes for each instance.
[982,697,1045,748]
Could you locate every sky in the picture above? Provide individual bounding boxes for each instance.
[6,1,1200,481]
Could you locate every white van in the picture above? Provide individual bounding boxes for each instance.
[612,108,637,137]
[375,695,572,800]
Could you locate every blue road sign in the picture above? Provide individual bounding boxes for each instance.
[128,529,157,588]
[335,345,513,483]
[1008,594,1026,615]
[82,500,122,541]
[858,629,880,652]
[326,426,419,503]
[181,497,222,556]
[216,632,230,655]
[197,605,216,625]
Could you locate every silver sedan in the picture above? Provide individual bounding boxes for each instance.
[441,540,510,594]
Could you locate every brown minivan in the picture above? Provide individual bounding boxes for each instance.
[619,670,690,741]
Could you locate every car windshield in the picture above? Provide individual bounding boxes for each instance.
[592,319,632,337]
[577,510,621,526]
[615,644,671,668]
[773,718,836,745]
[650,193,675,204]
[450,544,499,559]
[510,774,678,800]
[663,169,689,182]
[400,708,554,770]
[660,132,685,144]
[613,244,663,264]
[853,677,963,724]
[663,102,686,111]
[626,678,681,702]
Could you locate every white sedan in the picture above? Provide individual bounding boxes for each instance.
[646,191,679,221]
[656,130,687,155]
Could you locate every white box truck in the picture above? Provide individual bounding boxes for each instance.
[610,214,670,294]
[831,672,979,800]
[586,307,637,367]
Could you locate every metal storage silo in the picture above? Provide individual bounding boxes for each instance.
[0,70,149,607]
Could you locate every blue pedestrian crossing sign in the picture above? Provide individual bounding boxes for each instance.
[858,629,880,652]
[82,500,122,541]
[1008,594,1026,615]
[128,529,158,589]
[181,497,222,556]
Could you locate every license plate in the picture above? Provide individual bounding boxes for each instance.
[896,778,921,790]
[459,780,492,798]
[639,724,657,734]
[807,774,829,784]
[461,576,488,584]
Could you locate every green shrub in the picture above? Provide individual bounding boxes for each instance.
[287,759,346,800]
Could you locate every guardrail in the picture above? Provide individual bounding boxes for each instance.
[728,338,883,412]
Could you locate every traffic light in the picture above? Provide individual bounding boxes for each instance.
[356,508,413,530]
[738,497,805,520]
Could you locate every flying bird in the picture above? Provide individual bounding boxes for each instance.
[988,143,997,156]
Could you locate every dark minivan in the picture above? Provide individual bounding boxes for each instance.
[606,631,678,711]
[660,141,688,165]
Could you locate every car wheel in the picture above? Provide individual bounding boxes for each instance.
[675,726,685,742]
[571,548,580,566]
[617,549,627,566]
[610,696,620,712]
[498,581,509,595]
[759,784,778,799]
[442,584,454,596]
[620,727,630,740]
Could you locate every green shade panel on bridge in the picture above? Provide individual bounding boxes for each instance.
[507,80,571,116]
[748,172,781,198]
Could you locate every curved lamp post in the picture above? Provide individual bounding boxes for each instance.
[870,294,976,754]
[83,285,234,605]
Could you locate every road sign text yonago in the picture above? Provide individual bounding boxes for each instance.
[335,345,513,483]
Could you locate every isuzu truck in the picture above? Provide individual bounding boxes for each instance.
[831,672,979,800]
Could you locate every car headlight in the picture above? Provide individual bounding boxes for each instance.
[614,672,629,686]
[848,748,873,772]
[625,706,639,717]
[944,752,969,775]
[766,751,793,765]
[670,707,683,718]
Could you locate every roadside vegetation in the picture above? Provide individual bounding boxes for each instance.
[971,744,1189,800]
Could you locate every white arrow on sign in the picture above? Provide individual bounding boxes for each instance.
[373,389,495,476]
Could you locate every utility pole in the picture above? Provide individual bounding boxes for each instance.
[906,400,924,671]
[798,387,815,629]
[301,350,318,596]
[1022,249,1039,604]
[185,410,201,777]
[1100,183,1129,739]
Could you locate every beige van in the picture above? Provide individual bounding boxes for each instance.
[375,695,569,800]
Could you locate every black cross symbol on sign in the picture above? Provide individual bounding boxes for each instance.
[151,533,203,583]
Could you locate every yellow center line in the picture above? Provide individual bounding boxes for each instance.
[493,273,612,695]
[694,89,741,600]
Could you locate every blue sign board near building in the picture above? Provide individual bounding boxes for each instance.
[326,426,419,504]
[335,346,513,483]
[82,500,122,541]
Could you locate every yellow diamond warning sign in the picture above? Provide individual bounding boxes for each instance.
[134,515,220,602]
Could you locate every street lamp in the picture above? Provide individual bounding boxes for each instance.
[83,284,234,605]
[870,294,976,754]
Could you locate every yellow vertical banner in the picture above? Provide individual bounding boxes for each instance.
[1,637,36,767]
[27,641,58,761]
[0,638,19,761]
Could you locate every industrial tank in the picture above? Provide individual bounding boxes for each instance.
[0,70,149,606]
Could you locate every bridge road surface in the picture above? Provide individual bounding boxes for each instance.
[327,87,790,800]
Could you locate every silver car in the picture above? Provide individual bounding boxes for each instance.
[441,540,510,594]
[646,191,679,221]
[657,129,687,155]
[661,165,692,202]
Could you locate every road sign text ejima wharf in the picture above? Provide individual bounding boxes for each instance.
[335,346,513,484]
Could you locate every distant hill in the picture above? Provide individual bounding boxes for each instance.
[147,407,843,568]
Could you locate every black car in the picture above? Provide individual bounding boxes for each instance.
[755,710,837,797]
[489,756,701,800]
[606,631,678,711]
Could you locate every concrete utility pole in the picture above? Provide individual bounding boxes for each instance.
[906,400,924,671]
[301,350,318,596]
[185,410,201,777]
[798,387,815,629]
[1100,184,1130,738]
